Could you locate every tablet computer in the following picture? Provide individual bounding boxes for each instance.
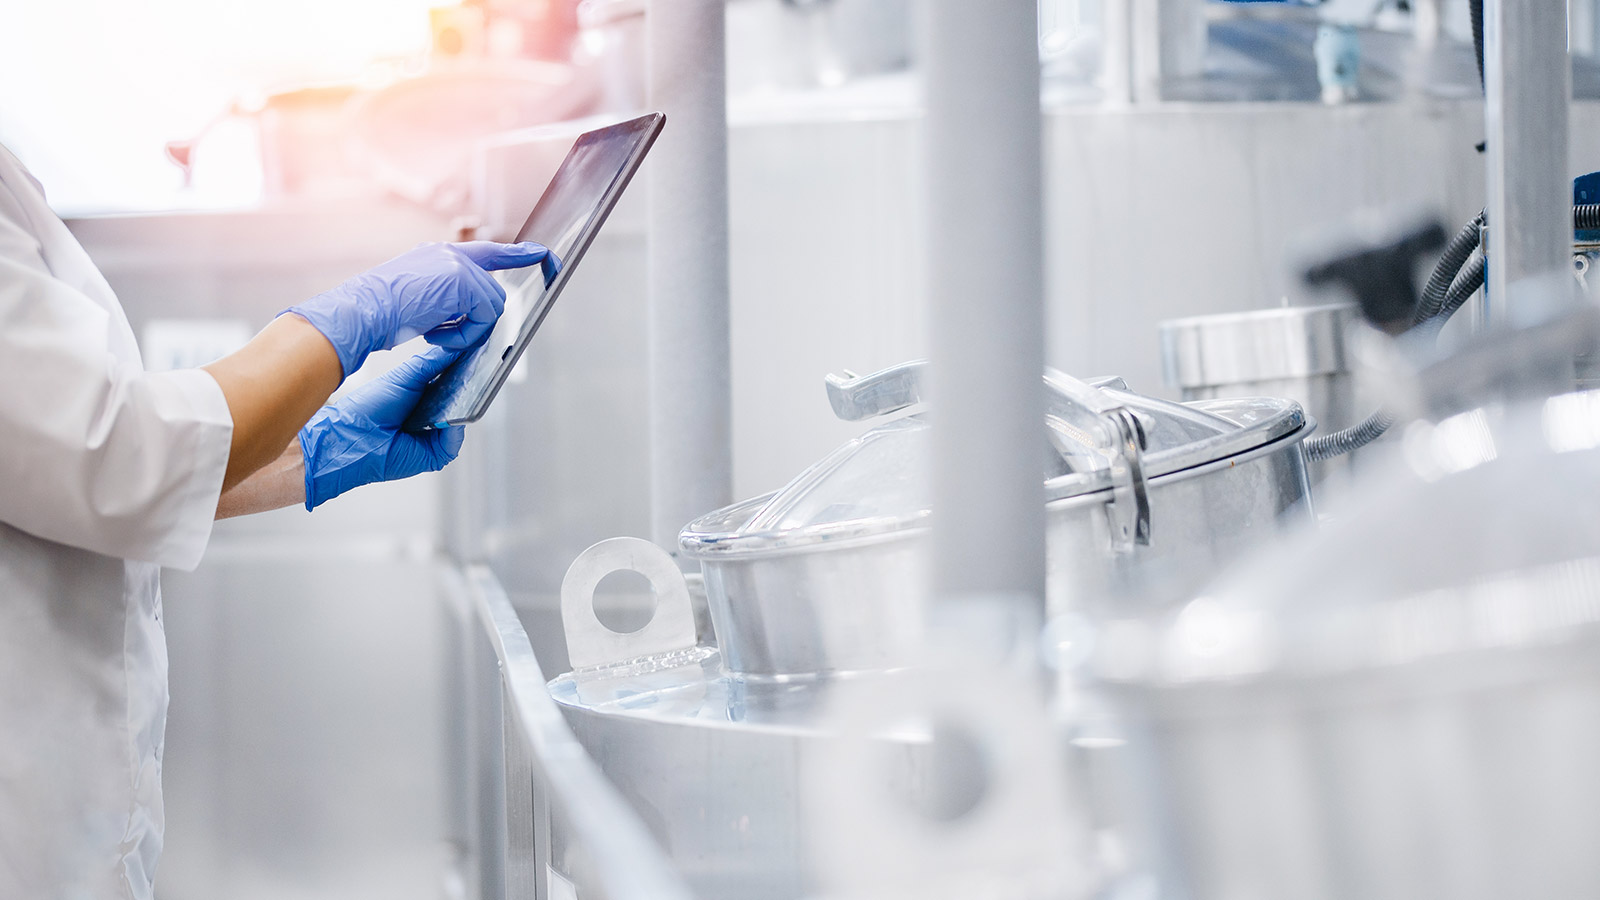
[404,111,665,432]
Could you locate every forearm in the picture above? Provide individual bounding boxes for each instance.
[216,438,305,519]
[203,314,342,492]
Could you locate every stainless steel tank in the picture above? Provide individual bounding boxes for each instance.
[1094,301,1600,900]
[547,363,1316,898]
[684,361,1315,642]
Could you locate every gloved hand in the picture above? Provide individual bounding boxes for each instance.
[299,346,466,511]
[285,240,548,378]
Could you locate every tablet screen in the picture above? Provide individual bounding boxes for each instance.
[404,113,664,431]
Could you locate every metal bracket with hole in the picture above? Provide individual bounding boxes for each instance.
[560,537,700,670]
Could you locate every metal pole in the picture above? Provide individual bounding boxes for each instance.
[1101,0,1135,105]
[1483,0,1570,322]
[923,0,1047,607]
[1413,0,1442,48]
[647,0,734,557]
[1131,0,1207,103]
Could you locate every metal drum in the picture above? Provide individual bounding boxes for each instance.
[1159,302,1359,484]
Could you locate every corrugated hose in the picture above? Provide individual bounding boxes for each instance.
[1306,205,1595,462]
[1302,212,1483,462]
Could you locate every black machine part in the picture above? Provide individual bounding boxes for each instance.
[1302,220,1448,335]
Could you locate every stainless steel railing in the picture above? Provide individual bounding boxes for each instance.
[442,564,695,900]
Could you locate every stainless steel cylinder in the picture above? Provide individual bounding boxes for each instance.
[647,0,735,557]
[922,0,1047,608]
[1159,302,1358,480]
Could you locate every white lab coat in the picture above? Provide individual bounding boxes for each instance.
[0,145,233,899]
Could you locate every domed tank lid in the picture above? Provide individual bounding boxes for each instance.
[680,361,1307,559]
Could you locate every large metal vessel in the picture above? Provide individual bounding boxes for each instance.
[683,361,1315,663]
[1093,300,1600,900]
[547,362,1315,897]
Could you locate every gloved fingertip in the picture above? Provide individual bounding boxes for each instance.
[437,425,466,463]
[424,330,469,351]
[461,240,552,271]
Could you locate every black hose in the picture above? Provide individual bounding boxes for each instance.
[1306,250,1489,461]
[1436,251,1488,322]
[1413,212,1484,324]
[1304,211,1484,461]
[1306,200,1595,461]
[1469,0,1486,94]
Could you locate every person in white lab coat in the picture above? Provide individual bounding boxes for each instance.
[0,143,546,900]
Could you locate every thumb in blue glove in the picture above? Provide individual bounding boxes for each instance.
[285,240,548,379]
[300,346,468,511]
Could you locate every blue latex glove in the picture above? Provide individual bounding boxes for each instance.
[299,346,467,511]
[285,240,548,378]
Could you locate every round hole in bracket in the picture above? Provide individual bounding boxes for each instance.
[591,568,659,634]
[883,719,992,824]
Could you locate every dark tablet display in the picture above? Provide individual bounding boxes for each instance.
[404,112,664,432]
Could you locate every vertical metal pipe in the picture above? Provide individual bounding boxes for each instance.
[1132,0,1206,102]
[1101,0,1135,105]
[646,0,733,555]
[1413,0,1442,48]
[923,0,1047,606]
[1483,0,1570,321]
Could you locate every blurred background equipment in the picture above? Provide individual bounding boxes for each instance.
[6,0,1600,898]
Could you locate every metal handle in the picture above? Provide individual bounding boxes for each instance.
[824,361,928,421]
[824,361,1152,550]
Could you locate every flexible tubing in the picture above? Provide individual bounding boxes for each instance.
[1304,211,1484,461]
[1470,0,1485,93]
[1308,248,1493,462]
[1304,409,1395,462]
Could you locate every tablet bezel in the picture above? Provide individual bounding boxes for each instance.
[405,111,665,431]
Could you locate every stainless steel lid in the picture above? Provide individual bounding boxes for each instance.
[681,361,1307,559]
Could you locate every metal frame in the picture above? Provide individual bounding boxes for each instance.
[1483,0,1571,322]
[923,0,1048,607]
[443,565,695,900]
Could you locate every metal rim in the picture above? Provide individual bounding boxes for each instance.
[679,402,1311,560]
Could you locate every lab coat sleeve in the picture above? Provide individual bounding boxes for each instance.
[0,193,233,571]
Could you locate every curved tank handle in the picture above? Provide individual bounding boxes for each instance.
[824,361,929,421]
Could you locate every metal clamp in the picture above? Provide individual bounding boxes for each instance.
[826,361,1153,550]
[560,537,699,670]
[1038,368,1152,551]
